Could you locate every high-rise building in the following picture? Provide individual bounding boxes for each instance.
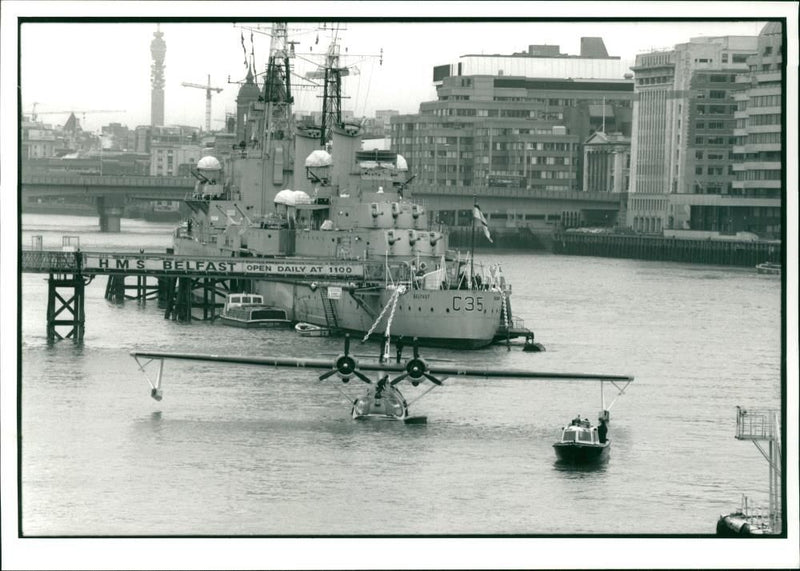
[627,34,764,234]
[731,22,783,238]
[150,26,166,127]
[393,38,633,192]
[391,38,634,230]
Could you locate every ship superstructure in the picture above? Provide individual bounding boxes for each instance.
[174,23,530,348]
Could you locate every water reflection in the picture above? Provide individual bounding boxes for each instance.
[552,458,609,476]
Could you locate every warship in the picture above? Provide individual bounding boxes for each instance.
[173,23,532,349]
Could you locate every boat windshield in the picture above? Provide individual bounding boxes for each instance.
[577,430,594,443]
[561,430,577,442]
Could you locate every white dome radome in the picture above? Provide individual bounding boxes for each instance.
[274,189,295,205]
[292,190,312,205]
[197,156,221,171]
[305,150,332,167]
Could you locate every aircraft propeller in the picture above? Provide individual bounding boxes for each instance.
[318,335,373,384]
[391,338,443,387]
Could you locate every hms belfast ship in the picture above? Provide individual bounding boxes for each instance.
[174,23,531,349]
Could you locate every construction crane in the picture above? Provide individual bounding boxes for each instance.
[181,74,224,132]
[30,108,126,125]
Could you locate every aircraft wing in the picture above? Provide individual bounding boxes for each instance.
[130,350,334,370]
[421,365,632,382]
[130,350,632,382]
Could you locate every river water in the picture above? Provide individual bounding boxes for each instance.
[11,214,791,565]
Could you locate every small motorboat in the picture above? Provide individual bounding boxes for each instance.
[755,261,781,275]
[219,293,291,328]
[295,322,332,337]
[553,414,610,463]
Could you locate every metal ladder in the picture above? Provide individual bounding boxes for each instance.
[321,289,339,330]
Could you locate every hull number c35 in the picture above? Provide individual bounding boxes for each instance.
[452,296,484,311]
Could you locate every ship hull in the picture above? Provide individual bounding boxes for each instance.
[174,237,503,348]
[258,279,502,349]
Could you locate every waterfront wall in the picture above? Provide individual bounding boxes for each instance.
[447,226,553,251]
[553,232,782,267]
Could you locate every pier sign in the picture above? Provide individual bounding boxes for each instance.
[82,254,364,277]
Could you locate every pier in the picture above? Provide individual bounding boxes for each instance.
[21,249,380,342]
[553,232,781,267]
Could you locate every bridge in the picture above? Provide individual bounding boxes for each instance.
[20,173,195,232]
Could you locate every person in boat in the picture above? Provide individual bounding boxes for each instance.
[375,375,389,399]
[598,417,608,443]
[571,414,582,426]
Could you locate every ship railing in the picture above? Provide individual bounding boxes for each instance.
[736,407,779,441]
[21,250,81,272]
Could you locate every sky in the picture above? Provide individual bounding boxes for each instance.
[11,4,785,133]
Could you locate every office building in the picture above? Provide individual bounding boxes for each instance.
[626,33,766,234]
[730,22,783,238]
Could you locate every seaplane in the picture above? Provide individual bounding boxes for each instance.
[130,336,634,424]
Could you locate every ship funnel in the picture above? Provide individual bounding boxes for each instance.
[331,124,362,192]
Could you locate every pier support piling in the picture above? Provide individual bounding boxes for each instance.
[46,272,85,342]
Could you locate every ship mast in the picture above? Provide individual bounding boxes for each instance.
[261,22,295,157]
[306,25,348,146]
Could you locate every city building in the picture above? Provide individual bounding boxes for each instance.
[625,33,774,235]
[390,38,633,229]
[101,122,135,151]
[730,22,783,238]
[148,125,203,176]
[21,119,58,159]
[582,131,630,193]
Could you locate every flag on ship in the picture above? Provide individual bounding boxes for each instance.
[473,204,493,243]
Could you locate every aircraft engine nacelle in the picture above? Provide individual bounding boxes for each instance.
[405,357,429,386]
[334,353,358,382]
